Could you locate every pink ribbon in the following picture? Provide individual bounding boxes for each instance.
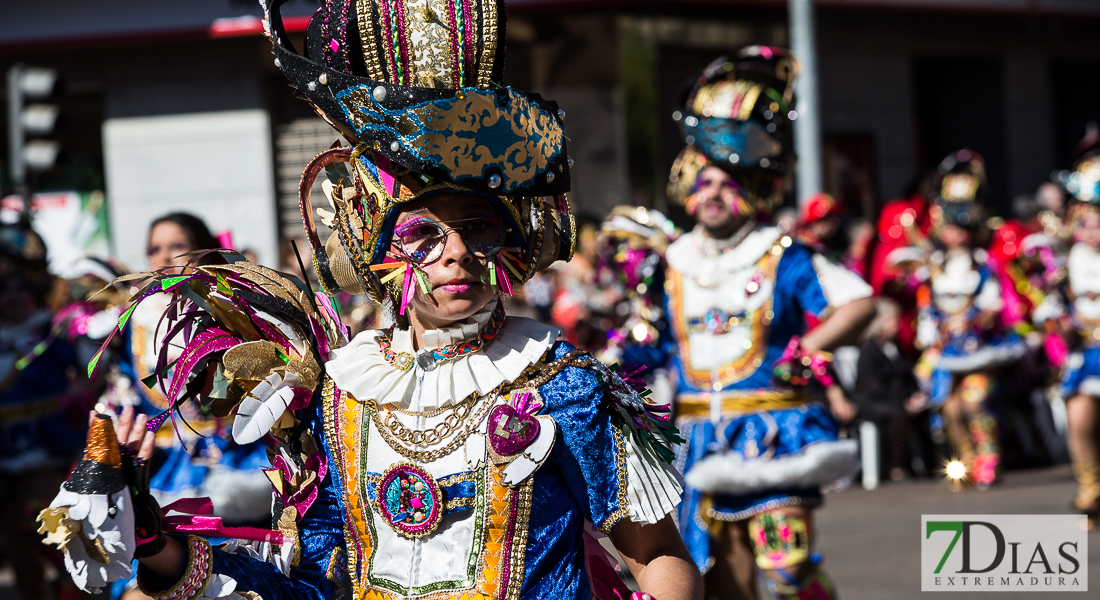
[161,498,284,544]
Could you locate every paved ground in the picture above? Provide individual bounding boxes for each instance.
[816,464,1099,599]
[3,465,1094,599]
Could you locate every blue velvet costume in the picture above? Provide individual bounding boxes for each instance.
[138,322,682,599]
[665,225,869,570]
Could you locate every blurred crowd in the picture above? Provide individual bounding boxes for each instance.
[4,134,1100,598]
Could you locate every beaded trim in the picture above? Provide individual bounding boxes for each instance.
[376,302,506,370]
[138,536,212,600]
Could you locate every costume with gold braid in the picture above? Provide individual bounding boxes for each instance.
[42,2,685,599]
[664,49,869,600]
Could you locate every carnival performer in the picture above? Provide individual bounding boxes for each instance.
[594,206,678,404]
[664,49,874,600]
[128,213,272,528]
[914,151,1026,490]
[868,190,934,357]
[39,1,703,599]
[82,214,273,600]
[1050,139,1100,527]
[987,221,1070,466]
[1,221,96,600]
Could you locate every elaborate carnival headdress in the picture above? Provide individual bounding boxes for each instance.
[931,149,988,228]
[262,0,575,313]
[666,46,800,211]
[600,206,677,254]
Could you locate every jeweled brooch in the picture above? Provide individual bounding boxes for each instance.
[376,463,442,538]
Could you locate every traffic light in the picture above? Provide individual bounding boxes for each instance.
[7,64,60,193]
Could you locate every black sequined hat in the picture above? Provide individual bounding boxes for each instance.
[263,0,576,302]
[667,47,800,207]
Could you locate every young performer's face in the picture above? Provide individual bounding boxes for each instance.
[147,221,193,274]
[688,166,750,236]
[1076,210,1100,250]
[938,223,970,250]
[391,194,501,328]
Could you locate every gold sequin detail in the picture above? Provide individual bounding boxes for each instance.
[84,416,121,468]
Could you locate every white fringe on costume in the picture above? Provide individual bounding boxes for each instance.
[683,439,859,495]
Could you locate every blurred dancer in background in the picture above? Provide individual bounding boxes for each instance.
[106,213,271,599]
[665,48,875,600]
[1052,138,1100,527]
[0,221,95,600]
[915,151,1026,490]
[595,206,678,405]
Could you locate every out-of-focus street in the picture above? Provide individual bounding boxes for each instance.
[817,465,1099,599]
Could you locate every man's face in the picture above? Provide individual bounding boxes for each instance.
[687,166,749,233]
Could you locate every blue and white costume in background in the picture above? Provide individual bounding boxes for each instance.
[1060,243,1100,398]
[666,222,870,570]
[916,251,1026,406]
[124,298,272,525]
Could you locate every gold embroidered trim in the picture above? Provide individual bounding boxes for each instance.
[666,241,782,390]
[277,506,301,567]
[595,426,631,534]
[476,0,498,88]
[325,546,345,583]
[675,390,810,418]
[445,497,477,511]
[355,0,385,81]
[322,377,364,598]
[437,471,478,487]
[137,535,212,600]
[502,477,534,600]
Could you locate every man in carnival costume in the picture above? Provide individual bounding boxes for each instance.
[1045,136,1100,527]
[664,49,874,600]
[41,1,703,599]
[913,151,1026,490]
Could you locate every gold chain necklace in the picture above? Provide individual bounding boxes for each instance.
[385,392,477,418]
[378,398,475,446]
[371,393,496,463]
[368,349,587,463]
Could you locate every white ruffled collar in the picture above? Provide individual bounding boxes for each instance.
[325,301,561,409]
[666,222,781,278]
[1069,243,1100,293]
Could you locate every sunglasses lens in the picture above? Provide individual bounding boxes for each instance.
[397,222,447,264]
[464,227,506,258]
[395,218,508,264]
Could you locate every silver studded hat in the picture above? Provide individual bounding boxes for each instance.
[262,0,576,302]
